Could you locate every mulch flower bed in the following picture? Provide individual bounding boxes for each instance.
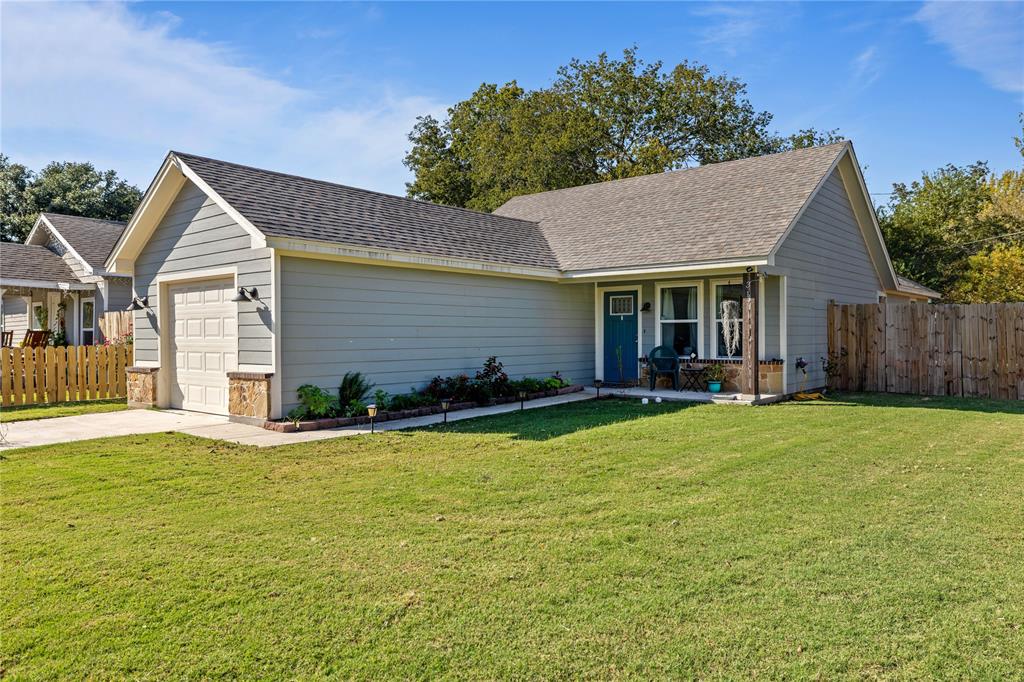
[263,385,584,433]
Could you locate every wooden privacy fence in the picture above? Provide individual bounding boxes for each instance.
[827,302,1024,400]
[0,345,133,406]
[99,310,133,340]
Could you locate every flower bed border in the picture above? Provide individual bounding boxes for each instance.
[263,385,584,433]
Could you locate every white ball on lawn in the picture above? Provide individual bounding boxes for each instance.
[641,398,649,405]
[655,397,662,403]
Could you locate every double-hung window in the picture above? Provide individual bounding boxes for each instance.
[714,282,744,358]
[658,284,700,358]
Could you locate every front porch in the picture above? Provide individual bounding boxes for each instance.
[591,269,789,400]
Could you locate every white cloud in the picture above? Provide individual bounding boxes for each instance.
[692,4,795,57]
[851,45,882,90]
[915,0,1024,94]
[0,2,446,193]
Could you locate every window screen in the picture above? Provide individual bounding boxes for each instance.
[609,295,634,316]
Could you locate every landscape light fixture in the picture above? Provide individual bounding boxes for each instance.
[231,286,260,303]
[125,295,150,311]
[366,404,378,434]
[518,389,527,411]
[594,379,603,398]
[440,398,451,423]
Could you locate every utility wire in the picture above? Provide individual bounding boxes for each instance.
[920,229,1024,253]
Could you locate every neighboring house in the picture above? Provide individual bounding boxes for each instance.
[1,214,132,345]
[105,141,937,419]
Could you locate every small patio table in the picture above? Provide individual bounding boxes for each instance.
[680,367,706,392]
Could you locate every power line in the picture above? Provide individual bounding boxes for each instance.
[921,229,1024,253]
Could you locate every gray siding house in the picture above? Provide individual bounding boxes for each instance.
[105,141,936,419]
[1,214,132,345]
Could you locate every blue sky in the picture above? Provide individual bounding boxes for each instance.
[2,1,1022,202]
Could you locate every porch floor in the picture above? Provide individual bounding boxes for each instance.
[598,385,785,406]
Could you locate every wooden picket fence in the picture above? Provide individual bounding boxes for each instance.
[0,345,133,406]
[827,302,1024,400]
[98,310,133,340]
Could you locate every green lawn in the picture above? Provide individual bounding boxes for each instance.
[0,398,128,423]
[3,394,1023,679]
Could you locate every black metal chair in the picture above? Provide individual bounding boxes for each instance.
[647,345,680,391]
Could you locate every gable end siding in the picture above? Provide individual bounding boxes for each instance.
[133,180,273,366]
[775,169,882,388]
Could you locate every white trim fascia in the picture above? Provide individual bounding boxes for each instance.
[0,277,93,291]
[653,279,705,360]
[106,156,178,271]
[270,249,283,419]
[150,265,239,286]
[779,275,788,394]
[766,142,849,263]
[594,284,643,382]
[270,238,562,282]
[80,295,96,344]
[36,214,95,276]
[175,157,267,250]
[24,215,46,245]
[843,145,900,289]
[562,258,769,281]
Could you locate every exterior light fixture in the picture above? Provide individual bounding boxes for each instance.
[594,379,603,398]
[125,295,150,311]
[518,389,527,410]
[640,302,652,312]
[366,403,378,433]
[231,286,260,303]
[440,398,451,423]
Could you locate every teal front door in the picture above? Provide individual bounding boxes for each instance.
[603,290,638,384]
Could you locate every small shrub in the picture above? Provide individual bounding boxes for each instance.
[509,377,545,394]
[389,391,432,411]
[551,372,570,388]
[287,405,309,424]
[295,384,340,419]
[345,399,368,418]
[339,372,374,407]
[704,363,727,383]
[475,356,510,395]
[466,380,493,405]
[425,374,470,402]
[373,389,391,411]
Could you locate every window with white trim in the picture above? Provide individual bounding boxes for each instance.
[714,283,744,358]
[659,285,699,358]
[81,298,95,345]
[609,295,634,316]
[31,302,44,331]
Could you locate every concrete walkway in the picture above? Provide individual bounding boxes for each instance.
[179,390,595,447]
[1,391,595,450]
[1,409,229,450]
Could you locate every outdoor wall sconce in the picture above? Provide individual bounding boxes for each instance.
[231,286,261,303]
[640,302,652,312]
[440,398,451,423]
[367,403,378,433]
[125,295,150,311]
[594,379,603,398]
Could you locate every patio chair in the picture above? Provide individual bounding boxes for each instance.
[1,330,12,347]
[22,330,51,348]
[647,345,680,391]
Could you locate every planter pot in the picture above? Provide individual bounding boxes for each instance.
[707,381,723,393]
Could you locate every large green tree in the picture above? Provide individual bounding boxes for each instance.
[0,156,142,242]
[405,48,840,212]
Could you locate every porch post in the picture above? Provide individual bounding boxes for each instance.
[741,271,760,397]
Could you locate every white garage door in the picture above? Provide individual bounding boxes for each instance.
[169,279,237,414]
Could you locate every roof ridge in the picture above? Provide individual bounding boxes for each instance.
[41,212,127,226]
[171,150,541,228]
[500,140,850,206]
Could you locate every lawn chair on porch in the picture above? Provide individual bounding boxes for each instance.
[21,330,51,348]
[647,345,680,391]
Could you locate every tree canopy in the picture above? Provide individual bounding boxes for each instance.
[0,156,142,242]
[877,122,1024,302]
[405,48,840,212]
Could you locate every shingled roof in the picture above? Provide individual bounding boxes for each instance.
[42,214,127,270]
[1,243,79,282]
[493,142,849,271]
[174,152,559,269]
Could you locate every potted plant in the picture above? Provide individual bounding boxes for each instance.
[704,363,727,393]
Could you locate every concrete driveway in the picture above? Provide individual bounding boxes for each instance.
[1,409,229,450]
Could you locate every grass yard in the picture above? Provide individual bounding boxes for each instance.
[0,398,128,423]
[3,394,1023,678]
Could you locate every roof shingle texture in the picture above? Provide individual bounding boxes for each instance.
[174,152,559,269]
[896,275,941,298]
[1,243,79,282]
[494,142,848,271]
[43,214,127,270]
